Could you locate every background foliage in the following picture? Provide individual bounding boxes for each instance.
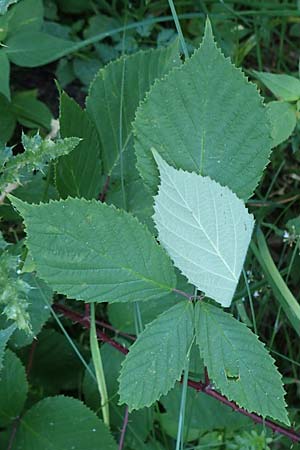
[0,1,300,449]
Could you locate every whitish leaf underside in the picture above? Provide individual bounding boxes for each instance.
[153,152,254,307]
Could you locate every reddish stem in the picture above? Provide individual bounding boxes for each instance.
[54,303,300,443]
[54,304,128,355]
[99,175,111,203]
[26,339,37,377]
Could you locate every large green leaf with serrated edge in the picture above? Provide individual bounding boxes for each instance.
[135,19,272,200]
[119,302,194,411]
[195,302,289,425]
[9,197,176,303]
[86,41,180,175]
[153,151,254,307]
[0,350,28,427]
[12,396,117,450]
[55,91,102,199]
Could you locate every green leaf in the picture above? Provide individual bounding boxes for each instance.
[0,51,10,100]
[10,197,176,303]
[0,350,28,427]
[1,133,80,196]
[0,93,16,142]
[135,19,272,200]
[0,0,19,15]
[11,90,52,130]
[153,152,254,307]
[5,31,77,67]
[55,91,102,199]
[5,0,43,36]
[119,302,194,411]
[13,396,117,450]
[86,41,180,175]
[253,71,300,101]
[0,324,15,370]
[195,302,289,424]
[21,328,86,392]
[267,101,297,147]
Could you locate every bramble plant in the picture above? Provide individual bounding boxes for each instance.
[1,4,300,450]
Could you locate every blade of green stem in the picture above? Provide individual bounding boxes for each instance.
[90,303,110,427]
[175,331,195,450]
[242,268,257,334]
[251,227,300,337]
[175,357,190,450]
[167,0,189,59]
[30,277,96,381]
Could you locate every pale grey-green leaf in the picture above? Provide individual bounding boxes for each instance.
[119,302,194,411]
[195,302,289,425]
[10,197,176,303]
[153,152,254,307]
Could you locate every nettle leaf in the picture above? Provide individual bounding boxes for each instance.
[153,152,254,307]
[0,251,31,330]
[86,40,180,175]
[253,70,300,101]
[56,91,102,199]
[0,324,15,370]
[135,19,272,200]
[0,349,28,427]
[119,302,194,411]
[0,133,80,196]
[1,274,53,350]
[267,101,296,147]
[10,197,176,303]
[195,302,289,425]
[13,396,117,450]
